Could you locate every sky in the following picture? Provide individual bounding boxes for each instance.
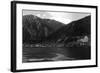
[23,10,90,24]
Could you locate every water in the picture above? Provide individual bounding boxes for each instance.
[23,46,90,62]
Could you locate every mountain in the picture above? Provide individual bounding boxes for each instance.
[71,15,91,35]
[23,15,64,43]
[23,14,91,44]
[46,15,91,43]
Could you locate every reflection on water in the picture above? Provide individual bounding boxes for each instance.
[23,46,90,63]
[50,53,74,61]
[24,53,75,62]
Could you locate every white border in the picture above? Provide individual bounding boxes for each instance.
[16,4,96,70]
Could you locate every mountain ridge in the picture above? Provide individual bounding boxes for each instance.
[23,14,91,44]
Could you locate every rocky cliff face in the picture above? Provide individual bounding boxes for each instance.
[23,15,64,43]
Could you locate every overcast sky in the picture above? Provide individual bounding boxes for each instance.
[23,10,90,24]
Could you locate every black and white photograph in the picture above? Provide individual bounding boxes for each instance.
[11,1,97,72]
[22,10,91,63]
